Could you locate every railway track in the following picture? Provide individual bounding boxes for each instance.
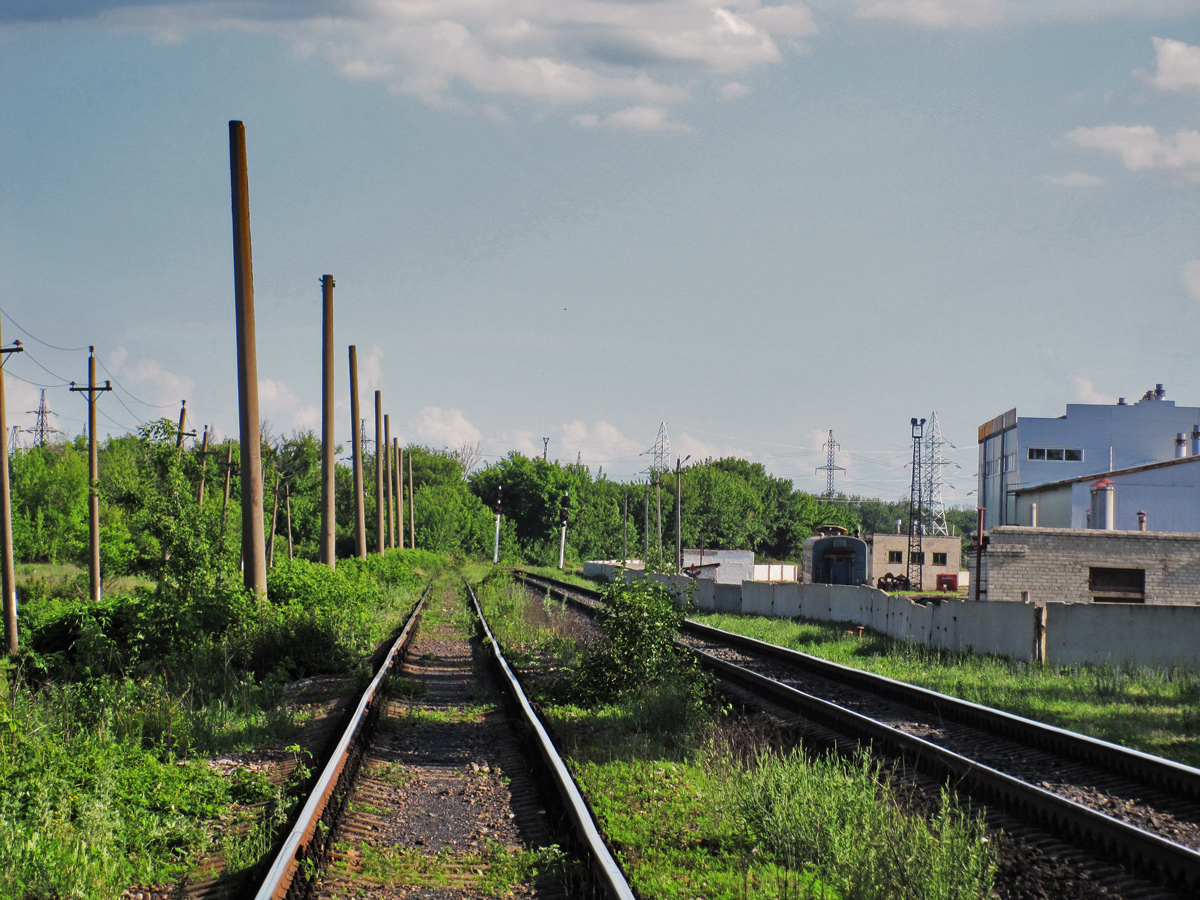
[248,573,633,900]
[515,570,1200,898]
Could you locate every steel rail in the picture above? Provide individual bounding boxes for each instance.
[516,571,1200,800]
[253,583,432,900]
[698,650,1200,893]
[514,570,1200,892]
[465,579,637,900]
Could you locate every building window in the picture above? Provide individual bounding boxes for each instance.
[1088,567,1145,602]
[911,552,925,565]
[1027,447,1084,462]
[888,550,903,564]
[1003,452,1016,473]
[932,552,947,566]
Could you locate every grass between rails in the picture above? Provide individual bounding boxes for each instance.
[0,549,444,899]
[476,571,996,899]
[694,612,1200,767]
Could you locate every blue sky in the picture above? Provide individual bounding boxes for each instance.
[3,0,1200,502]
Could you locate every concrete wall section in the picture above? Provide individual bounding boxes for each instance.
[1045,603,1200,668]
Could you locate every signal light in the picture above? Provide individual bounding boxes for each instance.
[494,485,503,515]
[559,491,570,526]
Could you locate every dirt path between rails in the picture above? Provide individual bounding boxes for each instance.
[315,577,568,900]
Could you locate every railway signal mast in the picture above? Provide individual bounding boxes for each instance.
[815,430,845,498]
[493,485,502,565]
[558,491,569,569]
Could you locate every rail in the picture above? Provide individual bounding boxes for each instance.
[465,578,637,900]
[252,582,432,900]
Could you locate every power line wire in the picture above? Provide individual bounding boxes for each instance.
[20,350,74,385]
[0,305,89,352]
[94,354,175,409]
[3,369,69,389]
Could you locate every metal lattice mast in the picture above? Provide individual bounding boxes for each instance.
[26,390,60,446]
[7,426,20,452]
[651,422,671,474]
[923,411,952,537]
[907,417,926,590]
[815,430,845,498]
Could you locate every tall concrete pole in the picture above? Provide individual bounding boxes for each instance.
[285,482,294,561]
[675,458,682,573]
[384,414,394,550]
[267,474,280,567]
[320,274,336,567]
[229,120,267,596]
[396,442,404,549]
[408,451,415,549]
[349,346,367,559]
[375,390,384,554]
[68,351,111,602]
[0,321,22,653]
[197,426,210,505]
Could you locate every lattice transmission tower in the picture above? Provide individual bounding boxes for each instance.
[815,430,845,497]
[923,411,954,537]
[26,390,61,446]
[907,417,926,590]
[650,422,671,473]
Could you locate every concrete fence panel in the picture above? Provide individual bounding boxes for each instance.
[742,581,775,617]
[773,582,802,619]
[1046,603,1200,668]
[714,583,743,613]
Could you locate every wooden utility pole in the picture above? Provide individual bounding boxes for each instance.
[229,120,267,596]
[221,441,234,524]
[349,346,367,559]
[174,400,195,460]
[197,426,210,505]
[408,450,415,549]
[69,349,112,603]
[320,274,336,567]
[384,414,394,550]
[1,324,24,653]
[267,474,281,567]
[374,391,384,554]
[285,482,294,561]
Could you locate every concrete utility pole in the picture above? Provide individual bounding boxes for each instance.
[558,491,569,570]
[267,474,281,567]
[384,414,394,550]
[393,440,403,549]
[655,475,663,556]
[675,458,683,573]
[349,346,367,559]
[1,324,24,653]
[320,274,336,568]
[622,492,628,568]
[221,441,234,528]
[229,120,267,596]
[408,451,415,549]
[643,483,650,561]
[492,485,502,565]
[375,391,385,554]
[69,349,112,603]
[285,482,294,561]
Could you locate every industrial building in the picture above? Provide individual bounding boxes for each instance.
[978,386,1200,530]
[864,534,963,590]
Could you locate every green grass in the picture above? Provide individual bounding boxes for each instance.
[347,840,569,895]
[694,612,1200,767]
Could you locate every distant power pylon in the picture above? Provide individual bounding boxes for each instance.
[923,412,954,537]
[815,430,845,497]
[8,426,20,452]
[650,422,671,473]
[26,390,61,446]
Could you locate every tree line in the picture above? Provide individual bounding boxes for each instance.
[10,421,978,576]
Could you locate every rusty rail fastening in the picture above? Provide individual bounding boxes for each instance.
[465,578,637,900]
[252,582,432,900]
[515,570,1200,894]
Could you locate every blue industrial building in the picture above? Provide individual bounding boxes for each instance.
[978,386,1200,530]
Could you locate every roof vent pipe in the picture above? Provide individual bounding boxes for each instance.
[1177,433,1188,459]
[1191,427,1200,457]
[1137,510,1147,532]
[895,518,902,534]
[1156,383,1166,400]
[1090,479,1115,531]
[1118,398,1127,406]
[1030,503,1038,528]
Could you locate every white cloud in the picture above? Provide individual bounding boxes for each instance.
[1073,376,1117,405]
[1139,37,1200,94]
[42,1,824,115]
[118,353,196,408]
[1047,171,1105,187]
[1068,125,1200,184]
[721,80,750,98]
[1184,259,1200,299]
[574,105,691,131]
[259,378,319,432]
[413,406,482,448]
[854,0,1006,26]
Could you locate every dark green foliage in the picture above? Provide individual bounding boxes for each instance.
[562,579,701,706]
